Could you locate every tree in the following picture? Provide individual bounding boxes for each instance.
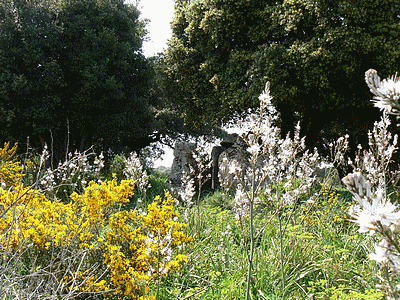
[160,0,270,125]
[160,0,400,154]
[0,0,63,150]
[0,0,155,160]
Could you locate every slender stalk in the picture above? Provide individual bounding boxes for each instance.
[246,166,256,300]
[278,212,286,299]
[155,258,161,300]
[65,118,70,162]
[383,265,398,299]
[197,178,201,239]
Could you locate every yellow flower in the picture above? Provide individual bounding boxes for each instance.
[0,143,191,299]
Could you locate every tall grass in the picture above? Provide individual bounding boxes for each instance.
[155,186,383,299]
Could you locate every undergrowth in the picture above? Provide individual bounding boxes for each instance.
[155,186,383,299]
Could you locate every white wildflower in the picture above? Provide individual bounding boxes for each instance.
[178,171,195,208]
[247,144,260,157]
[370,238,390,265]
[343,172,400,235]
[124,152,149,194]
[258,81,273,105]
[228,161,238,175]
[233,187,250,220]
[366,69,400,115]
[282,193,294,206]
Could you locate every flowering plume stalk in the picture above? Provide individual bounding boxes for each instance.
[349,114,399,192]
[178,170,196,211]
[221,82,319,300]
[340,69,400,299]
[192,136,212,236]
[342,172,400,298]
[342,172,400,236]
[192,136,212,197]
[32,147,105,200]
[124,152,150,195]
[221,82,319,220]
[366,69,400,115]
[123,151,150,209]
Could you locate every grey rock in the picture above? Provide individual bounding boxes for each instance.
[169,142,197,185]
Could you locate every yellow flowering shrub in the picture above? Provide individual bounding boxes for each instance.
[0,143,191,299]
[0,142,23,188]
[0,177,134,250]
[102,193,192,297]
[65,193,191,299]
[70,177,135,228]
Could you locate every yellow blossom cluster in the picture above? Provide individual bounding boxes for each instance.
[102,193,192,298]
[300,184,343,227]
[70,176,135,228]
[0,177,134,250]
[0,143,191,299]
[0,142,23,188]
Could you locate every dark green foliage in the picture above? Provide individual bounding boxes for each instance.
[0,0,154,160]
[147,171,170,199]
[203,189,233,211]
[160,0,400,154]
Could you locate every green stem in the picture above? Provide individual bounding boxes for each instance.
[197,179,202,239]
[380,223,400,254]
[155,244,161,300]
[278,212,286,299]
[383,265,398,299]
[155,278,160,300]
[246,167,256,300]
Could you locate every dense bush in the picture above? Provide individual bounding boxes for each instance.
[0,143,191,299]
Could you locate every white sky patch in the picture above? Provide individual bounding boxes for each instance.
[136,0,175,57]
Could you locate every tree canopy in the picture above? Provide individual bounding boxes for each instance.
[0,0,157,159]
[160,0,400,153]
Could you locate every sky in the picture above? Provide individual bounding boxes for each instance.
[138,0,175,57]
[136,0,176,167]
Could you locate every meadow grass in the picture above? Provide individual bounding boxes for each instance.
[152,184,385,299]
